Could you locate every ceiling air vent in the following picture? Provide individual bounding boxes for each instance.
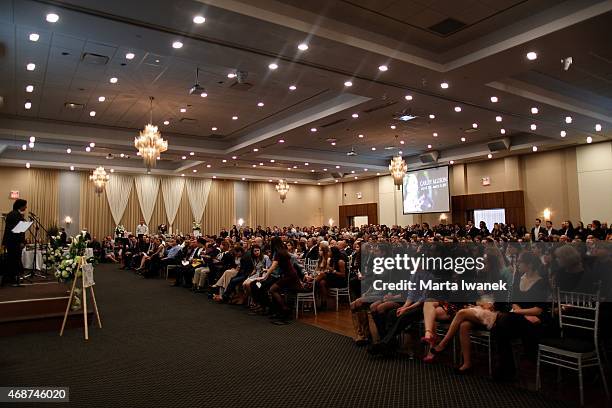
[64,102,84,110]
[179,118,198,124]
[81,52,109,65]
[428,18,466,36]
[363,101,397,114]
[228,82,253,91]
[321,118,346,128]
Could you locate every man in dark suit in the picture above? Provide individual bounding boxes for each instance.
[302,237,319,261]
[531,218,544,242]
[2,199,28,286]
[544,221,556,238]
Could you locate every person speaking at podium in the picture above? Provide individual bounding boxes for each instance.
[1,199,27,287]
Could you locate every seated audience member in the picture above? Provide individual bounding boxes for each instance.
[222,246,255,303]
[421,300,459,363]
[212,245,244,300]
[88,236,103,262]
[152,237,182,276]
[302,237,319,261]
[248,238,286,314]
[103,236,118,263]
[268,239,302,321]
[591,219,607,240]
[138,236,164,278]
[558,220,575,240]
[242,244,271,307]
[491,251,550,382]
[172,239,202,287]
[315,245,348,310]
[121,235,138,269]
[192,241,215,291]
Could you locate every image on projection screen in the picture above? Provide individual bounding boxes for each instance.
[402,166,450,214]
[473,208,506,228]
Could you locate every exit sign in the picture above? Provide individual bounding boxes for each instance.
[9,191,19,199]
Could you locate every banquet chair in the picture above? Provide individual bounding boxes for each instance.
[295,279,317,319]
[329,255,352,311]
[536,288,609,406]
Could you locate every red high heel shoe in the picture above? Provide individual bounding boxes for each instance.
[420,331,437,347]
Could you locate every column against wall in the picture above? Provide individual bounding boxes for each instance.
[58,171,80,237]
[576,141,612,224]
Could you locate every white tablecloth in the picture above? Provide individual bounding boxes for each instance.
[22,249,45,271]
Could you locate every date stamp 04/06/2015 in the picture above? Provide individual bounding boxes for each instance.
[0,387,69,403]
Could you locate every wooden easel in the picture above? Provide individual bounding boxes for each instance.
[59,257,102,340]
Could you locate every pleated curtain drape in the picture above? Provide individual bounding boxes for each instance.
[27,169,59,234]
[134,175,160,225]
[201,180,234,235]
[119,185,144,234]
[161,177,185,232]
[78,172,114,240]
[248,182,268,227]
[186,178,212,224]
[104,174,133,225]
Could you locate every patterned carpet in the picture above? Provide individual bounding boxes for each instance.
[0,265,569,408]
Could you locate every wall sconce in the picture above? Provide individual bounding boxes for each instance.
[543,208,551,220]
[328,218,334,227]
[237,218,244,227]
[64,216,72,225]
[440,213,447,221]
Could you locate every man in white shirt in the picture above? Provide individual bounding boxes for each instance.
[136,220,148,238]
[531,218,544,241]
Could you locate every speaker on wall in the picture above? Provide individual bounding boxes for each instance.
[487,137,511,152]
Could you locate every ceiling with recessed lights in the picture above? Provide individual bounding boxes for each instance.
[0,0,610,184]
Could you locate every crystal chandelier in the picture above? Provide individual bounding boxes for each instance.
[134,96,168,170]
[90,166,110,194]
[275,179,290,202]
[389,155,407,190]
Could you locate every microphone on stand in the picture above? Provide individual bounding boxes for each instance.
[29,211,37,217]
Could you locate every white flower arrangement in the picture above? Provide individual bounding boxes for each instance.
[115,224,126,235]
[192,221,201,231]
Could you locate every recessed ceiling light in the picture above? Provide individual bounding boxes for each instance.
[378,65,388,72]
[66,148,71,154]
[400,140,405,145]
[26,63,35,71]
[28,142,34,148]
[227,73,236,79]
[351,170,355,174]
[404,95,413,101]
[331,142,336,146]
[29,136,35,143]
[125,52,135,60]
[253,148,259,152]
[371,147,376,151]
[297,43,309,51]
[180,108,187,113]
[270,159,275,163]
[25,162,30,168]
[70,166,74,171]
[181,173,185,177]
[344,81,353,87]
[595,124,602,132]
[232,156,237,159]
[189,151,194,156]
[454,106,461,112]
[268,63,278,70]
[293,165,298,169]
[120,153,125,158]
[304,162,309,166]
[526,51,538,61]
[335,180,338,183]
[89,142,95,148]
[472,123,478,129]
[449,160,454,165]
[163,120,169,125]
[490,96,498,103]
[24,101,32,109]
[427,144,432,149]
[89,110,96,117]
[172,41,183,49]
[323,168,328,171]
[530,124,537,130]
[222,159,227,163]
[440,82,449,89]
[25,85,34,93]
[560,130,566,137]
[232,115,238,120]
[531,107,539,114]
[98,96,105,102]
[200,92,207,98]
[358,134,364,138]
[586,136,593,143]
[532,146,538,152]
[259,162,264,166]
[46,13,59,23]
[390,125,396,130]
[257,102,264,107]
[433,132,438,137]
[193,169,197,173]
[110,168,115,173]
[193,15,206,24]
[109,77,118,83]
[565,116,572,124]
[29,33,39,42]
[429,114,435,119]
[278,139,285,143]
[289,85,297,91]
[500,129,506,134]
[206,164,212,168]
[85,146,91,152]
[461,137,466,142]
[335,165,340,169]
[212,127,218,131]
[487,153,493,159]
[352,113,359,118]
[310,128,317,132]
[212,176,217,179]
[241,177,246,181]
[495,116,502,122]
